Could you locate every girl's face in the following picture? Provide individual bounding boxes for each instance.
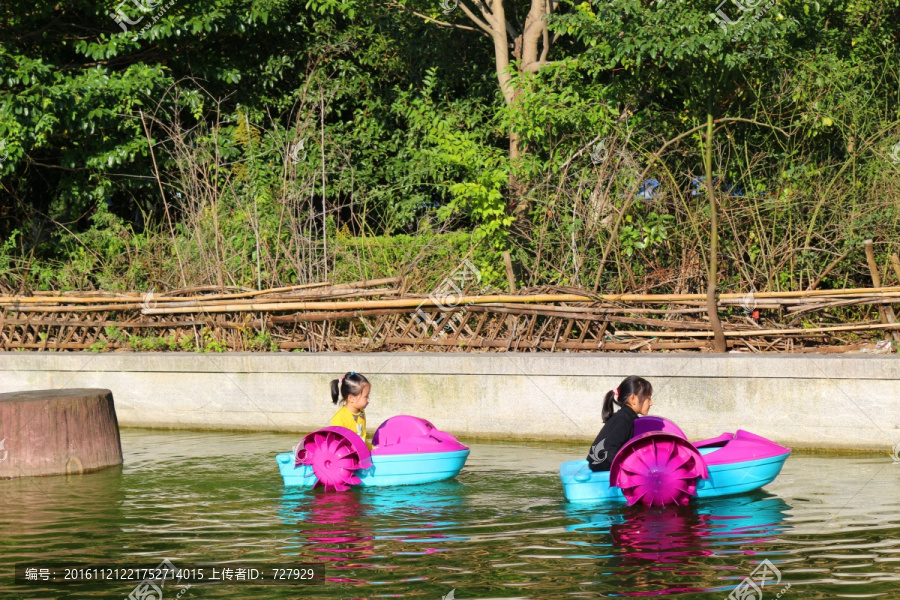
[627,393,653,416]
[346,383,370,414]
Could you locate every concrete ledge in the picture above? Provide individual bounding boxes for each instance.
[1,352,898,451]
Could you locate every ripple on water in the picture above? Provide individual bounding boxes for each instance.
[1,430,899,599]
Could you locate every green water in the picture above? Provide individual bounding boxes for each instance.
[2,429,900,599]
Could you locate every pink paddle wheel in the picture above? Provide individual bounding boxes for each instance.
[294,426,372,492]
[610,432,709,507]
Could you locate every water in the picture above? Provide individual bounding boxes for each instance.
[2,429,900,599]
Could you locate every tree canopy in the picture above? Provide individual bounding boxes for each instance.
[1,0,899,297]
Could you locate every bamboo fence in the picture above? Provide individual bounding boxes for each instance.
[1,277,899,353]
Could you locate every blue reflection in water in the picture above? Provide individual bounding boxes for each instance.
[563,492,791,596]
[277,480,469,584]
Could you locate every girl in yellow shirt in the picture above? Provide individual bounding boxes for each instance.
[330,372,372,449]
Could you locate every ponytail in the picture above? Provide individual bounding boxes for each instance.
[330,378,341,404]
[601,375,652,422]
[330,371,370,405]
[601,389,620,423]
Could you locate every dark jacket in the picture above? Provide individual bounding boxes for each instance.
[586,404,639,472]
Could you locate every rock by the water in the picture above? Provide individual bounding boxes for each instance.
[0,388,123,479]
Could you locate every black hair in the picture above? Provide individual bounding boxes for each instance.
[330,372,370,405]
[602,375,652,422]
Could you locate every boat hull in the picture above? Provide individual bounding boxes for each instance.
[277,449,470,488]
[560,451,790,503]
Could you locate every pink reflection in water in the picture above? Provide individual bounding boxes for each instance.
[299,492,378,568]
[618,585,715,596]
[611,507,715,564]
[602,497,788,597]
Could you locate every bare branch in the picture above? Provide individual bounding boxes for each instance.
[713,117,791,138]
[458,0,496,33]
[475,0,494,16]
[383,1,486,34]
[591,117,791,292]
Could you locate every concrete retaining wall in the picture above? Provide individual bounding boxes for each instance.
[1,352,898,450]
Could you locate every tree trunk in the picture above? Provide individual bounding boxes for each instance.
[509,100,526,224]
[456,0,553,228]
[704,107,727,353]
[0,388,123,478]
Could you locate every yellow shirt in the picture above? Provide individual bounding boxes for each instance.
[330,406,371,449]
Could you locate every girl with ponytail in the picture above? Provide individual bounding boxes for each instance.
[329,372,372,449]
[586,376,653,472]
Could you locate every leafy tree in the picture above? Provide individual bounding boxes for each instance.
[0,0,494,249]
[554,0,799,350]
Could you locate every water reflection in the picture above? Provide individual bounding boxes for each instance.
[278,479,465,525]
[278,480,467,584]
[0,466,125,556]
[565,492,791,596]
[3,430,900,600]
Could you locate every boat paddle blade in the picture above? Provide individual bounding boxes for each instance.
[610,432,708,507]
[294,426,372,492]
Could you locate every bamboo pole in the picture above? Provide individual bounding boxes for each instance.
[106,294,597,315]
[619,321,900,338]
[863,240,900,344]
[483,303,709,314]
[502,251,516,293]
[792,342,893,354]
[0,277,401,305]
[381,336,721,351]
[134,288,900,315]
[3,288,404,312]
[136,288,399,309]
[9,289,900,313]
[786,296,900,315]
[5,283,900,307]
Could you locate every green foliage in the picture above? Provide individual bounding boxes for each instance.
[199,327,227,352]
[394,68,510,248]
[505,65,618,179]
[129,333,180,351]
[2,0,900,301]
[0,0,496,255]
[333,229,473,288]
[104,325,127,343]
[247,329,279,352]
[619,212,673,257]
[0,230,20,280]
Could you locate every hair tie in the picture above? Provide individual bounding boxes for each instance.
[339,377,344,385]
[613,387,619,401]
[350,371,355,375]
